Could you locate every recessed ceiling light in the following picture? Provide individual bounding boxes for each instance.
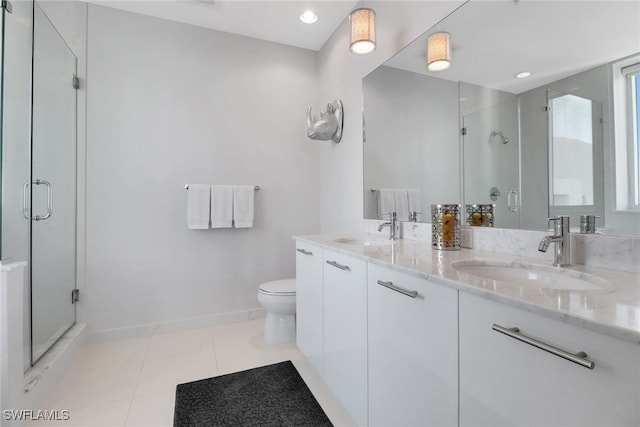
[300,10,318,24]
[515,71,531,79]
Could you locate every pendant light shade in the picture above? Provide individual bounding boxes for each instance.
[427,32,451,71]
[350,8,376,55]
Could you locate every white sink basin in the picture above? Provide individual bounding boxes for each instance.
[450,260,608,291]
[333,237,393,247]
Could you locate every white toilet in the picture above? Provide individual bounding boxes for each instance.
[257,278,296,344]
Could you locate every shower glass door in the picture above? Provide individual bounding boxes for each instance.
[462,100,521,229]
[30,4,77,363]
[1,0,35,371]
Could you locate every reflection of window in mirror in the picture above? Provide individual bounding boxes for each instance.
[627,68,640,207]
[613,55,640,211]
[549,93,595,206]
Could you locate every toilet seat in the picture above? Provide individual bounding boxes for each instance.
[259,279,296,296]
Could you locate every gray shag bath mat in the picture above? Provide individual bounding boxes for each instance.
[173,360,333,427]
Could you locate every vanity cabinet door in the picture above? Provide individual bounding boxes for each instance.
[295,241,324,375]
[459,292,640,427]
[323,249,368,427]
[368,264,459,427]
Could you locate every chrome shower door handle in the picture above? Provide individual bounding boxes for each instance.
[32,179,53,221]
[507,190,519,212]
[22,182,31,219]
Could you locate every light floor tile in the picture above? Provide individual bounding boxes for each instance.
[24,399,131,427]
[33,319,352,427]
[209,318,265,349]
[134,348,218,396]
[145,327,213,362]
[215,342,302,375]
[73,337,150,371]
[42,362,142,410]
[125,390,176,427]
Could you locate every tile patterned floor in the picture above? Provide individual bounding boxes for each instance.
[28,319,355,426]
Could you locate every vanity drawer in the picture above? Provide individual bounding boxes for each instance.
[368,264,458,427]
[459,292,640,426]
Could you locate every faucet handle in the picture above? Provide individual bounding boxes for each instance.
[547,215,570,233]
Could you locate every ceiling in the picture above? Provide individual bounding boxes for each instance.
[90,0,359,51]
[384,1,640,94]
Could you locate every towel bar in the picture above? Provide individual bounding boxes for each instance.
[185,184,260,191]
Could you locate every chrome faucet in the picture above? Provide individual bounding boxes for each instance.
[378,212,400,241]
[538,216,571,267]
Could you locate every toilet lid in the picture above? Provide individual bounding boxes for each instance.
[259,279,296,296]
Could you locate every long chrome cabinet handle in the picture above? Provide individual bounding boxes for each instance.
[296,248,313,256]
[492,324,594,370]
[376,280,418,298]
[326,260,350,271]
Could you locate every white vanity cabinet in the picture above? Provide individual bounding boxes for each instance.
[323,249,368,427]
[459,292,640,427]
[367,264,459,427]
[295,241,324,375]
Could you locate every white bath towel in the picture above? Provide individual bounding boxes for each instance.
[394,189,409,221]
[210,185,234,228]
[233,186,255,228]
[377,189,395,220]
[407,188,422,219]
[187,184,210,229]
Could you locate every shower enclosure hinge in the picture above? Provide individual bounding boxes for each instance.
[72,75,80,90]
[461,127,468,135]
[1,1,12,13]
[71,289,79,304]
[543,106,550,112]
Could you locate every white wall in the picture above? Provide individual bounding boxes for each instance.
[85,5,321,334]
[316,1,467,233]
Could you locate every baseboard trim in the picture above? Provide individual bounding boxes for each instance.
[87,308,267,343]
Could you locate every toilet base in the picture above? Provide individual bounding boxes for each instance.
[264,312,296,344]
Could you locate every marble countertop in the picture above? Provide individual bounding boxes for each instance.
[294,234,640,344]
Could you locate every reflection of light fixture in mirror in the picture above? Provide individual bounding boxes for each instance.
[515,71,531,79]
[300,10,318,24]
[349,7,376,55]
[427,32,451,71]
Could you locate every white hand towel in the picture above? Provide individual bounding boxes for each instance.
[377,189,395,220]
[210,185,234,228]
[394,189,410,221]
[407,188,421,218]
[233,186,255,228]
[187,184,210,229]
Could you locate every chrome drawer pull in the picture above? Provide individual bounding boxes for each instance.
[492,324,594,370]
[326,260,350,271]
[296,248,313,256]
[376,280,418,298]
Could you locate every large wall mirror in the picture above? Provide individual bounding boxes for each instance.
[363,1,640,236]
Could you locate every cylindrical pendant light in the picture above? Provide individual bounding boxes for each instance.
[427,32,451,71]
[350,7,376,55]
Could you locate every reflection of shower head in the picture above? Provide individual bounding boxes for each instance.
[491,131,510,144]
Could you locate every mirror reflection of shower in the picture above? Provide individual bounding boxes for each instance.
[491,130,510,144]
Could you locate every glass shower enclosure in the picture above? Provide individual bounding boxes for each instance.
[1,0,77,370]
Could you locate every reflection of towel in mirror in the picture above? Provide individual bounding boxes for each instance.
[407,189,421,219]
[377,189,395,220]
[394,190,409,221]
